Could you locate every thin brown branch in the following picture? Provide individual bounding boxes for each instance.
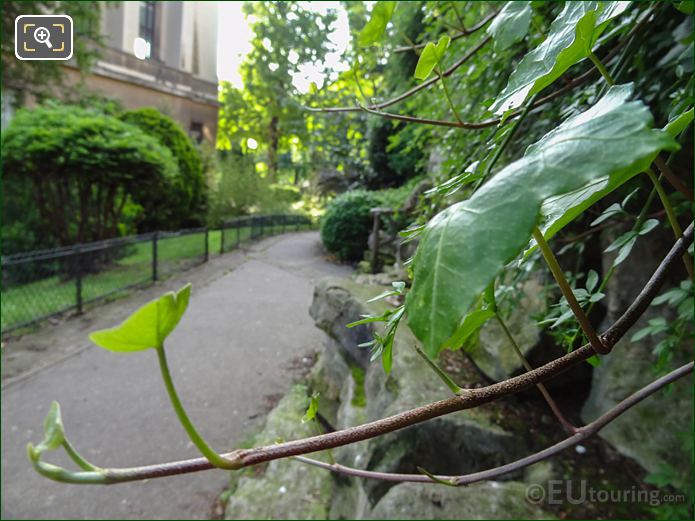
[654,155,694,202]
[495,314,577,434]
[44,223,693,485]
[295,360,693,485]
[305,36,492,114]
[307,5,653,124]
[392,9,500,53]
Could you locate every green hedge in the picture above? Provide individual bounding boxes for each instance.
[120,108,206,228]
[320,190,381,262]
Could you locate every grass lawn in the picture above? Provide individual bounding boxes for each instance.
[1,223,312,332]
[2,229,231,332]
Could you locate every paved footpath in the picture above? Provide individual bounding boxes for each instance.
[1,232,351,520]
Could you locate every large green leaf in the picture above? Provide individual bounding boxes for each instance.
[487,1,532,52]
[406,84,678,357]
[525,108,691,257]
[414,36,451,80]
[358,1,397,47]
[490,1,629,115]
[89,284,192,352]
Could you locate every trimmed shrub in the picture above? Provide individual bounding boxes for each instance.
[120,108,206,228]
[1,104,178,248]
[320,190,381,262]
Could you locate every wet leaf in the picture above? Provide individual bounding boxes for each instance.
[487,1,532,51]
[491,1,629,115]
[406,84,677,357]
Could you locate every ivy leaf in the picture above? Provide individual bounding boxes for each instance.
[442,309,496,351]
[490,1,629,115]
[527,98,683,258]
[406,84,678,358]
[358,1,397,47]
[89,284,192,352]
[301,392,320,424]
[414,36,451,80]
[32,401,65,457]
[664,107,694,138]
[487,1,532,52]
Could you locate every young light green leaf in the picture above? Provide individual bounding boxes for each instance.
[406,84,678,358]
[34,401,65,454]
[346,314,388,328]
[585,270,599,293]
[664,107,694,138]
[89,284,192,352]
[301,392,320,424]
[414,35,451,80]
[442,309,496,351]
[358,1,397,46]
[487,1,532,52]
[491,1,629,115]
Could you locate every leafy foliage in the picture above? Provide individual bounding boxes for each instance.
[1,104,178,248]
[358,1,396,46]
[89,284,191,352]
[490,1,629,115]
[414,35,451,80]
[406,85,678,357]
[487,1,532,52]
[1,1,103,101]
[120,108,207,229]
[320,190,381,262]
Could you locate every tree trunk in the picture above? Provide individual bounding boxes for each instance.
[267,116,279,183]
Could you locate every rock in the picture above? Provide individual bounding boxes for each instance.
[469,279,545,382]
[309,278,387,368]
[581,228,693,491]
[360,314,529,505]
[400,179,432,214]
[368,481,552,519]
[224,385,332,520]
[310,278,531,510]
[469,278,591,394]
[306,338,350,426]
[315,167,360,195]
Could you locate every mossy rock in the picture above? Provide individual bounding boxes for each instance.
[224,385,332,520]
[368,481,553,519]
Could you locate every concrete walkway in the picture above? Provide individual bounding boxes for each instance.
[1,232,351,520]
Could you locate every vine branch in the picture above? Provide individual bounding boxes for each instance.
[392,9,499,53]
[33,223,693,485]
[295,360,693,484]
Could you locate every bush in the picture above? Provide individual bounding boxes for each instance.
[320,190,381,262]
[1,104,178,248]
[120,108,206,228]
[207,151,270,225]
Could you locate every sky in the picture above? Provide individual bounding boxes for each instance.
[216,2,351,93]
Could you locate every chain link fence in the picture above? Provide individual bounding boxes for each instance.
[1,214,312,334]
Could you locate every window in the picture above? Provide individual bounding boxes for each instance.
[189,122,204,143]
[139,1,156,59]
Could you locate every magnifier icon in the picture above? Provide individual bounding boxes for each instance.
[34,26,53,49]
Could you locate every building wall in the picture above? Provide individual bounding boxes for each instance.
[95,1,219,142]
[62,66,218,143]
[100,1,218,84]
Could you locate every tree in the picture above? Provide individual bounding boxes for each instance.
[234,1,338,182]
[1,1,104,102]
[1,104,178,247]
[120,108,207,229]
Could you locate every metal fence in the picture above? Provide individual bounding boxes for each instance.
[1,214,311,334]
